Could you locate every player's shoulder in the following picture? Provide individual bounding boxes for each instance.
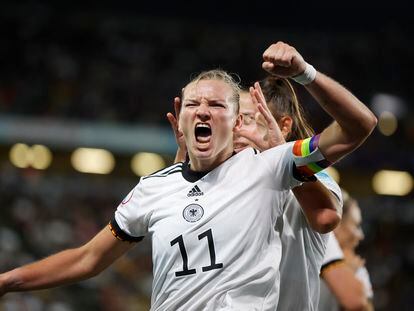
[141,162,184,182]
[236,142,294,160]
[260,141,295,157]
[236,147,261,157]
[231,147,262,165]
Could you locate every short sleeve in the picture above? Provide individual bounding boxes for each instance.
[355,266,374,298]
[112,181,152,242]
[315,170,343,207]
[259,142,303,190]
[322,233,344,268]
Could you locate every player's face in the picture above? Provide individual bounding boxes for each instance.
[233,92,267,153]
[336,203,364,250]
[179,79,241,163]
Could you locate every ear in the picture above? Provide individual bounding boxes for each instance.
[278,116,292,139]
[233,113,243,132]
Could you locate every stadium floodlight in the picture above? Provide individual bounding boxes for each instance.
[71,148,115,174]
[372,170,413,196]
[9,143,31,168]
[31,144,53,169]
[9,143,52,170]
[131,152,166,176]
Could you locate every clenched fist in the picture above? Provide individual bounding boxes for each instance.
[262,41,307,78]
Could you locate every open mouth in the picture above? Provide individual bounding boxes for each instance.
[195,123,212,143]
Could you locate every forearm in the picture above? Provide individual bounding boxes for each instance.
[322,264,368,311]
[0,226,133,295]
[305,72,377,162]
[0,247,94,292]
[306,72,376,136]
[293,181,341,233]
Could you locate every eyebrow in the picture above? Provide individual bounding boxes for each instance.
[209,100,227,105]
[184,99,227,105]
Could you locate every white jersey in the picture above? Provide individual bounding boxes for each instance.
[355,266,374,299]
[276,171,342,311]
[113,143,301,310]
[319,235,374,311]
[318,233,345,311]
[322,232,344,267]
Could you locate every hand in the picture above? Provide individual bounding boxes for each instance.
[166,97,187,162]
[236,82,285,151]
[262,41,307,78]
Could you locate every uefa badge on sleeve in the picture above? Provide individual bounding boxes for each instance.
[183,204,204,222]
[121,188,135,205]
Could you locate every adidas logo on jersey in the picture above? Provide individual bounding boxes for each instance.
[187,185,204,197]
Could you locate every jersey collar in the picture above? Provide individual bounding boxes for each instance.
[181,151,237,183]
[182,160,209,182]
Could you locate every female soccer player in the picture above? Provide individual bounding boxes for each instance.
[0,42,376,310]
[225,42,376,310]
[233,77,343,311]
[319,189,374,311]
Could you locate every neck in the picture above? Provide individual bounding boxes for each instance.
[188,149,234,172]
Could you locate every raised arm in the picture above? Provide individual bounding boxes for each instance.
[0,226,134,296]
[305,72,377,162]
[262,41,377,163]
[242,82,341,232]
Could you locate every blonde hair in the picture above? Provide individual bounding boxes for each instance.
[260,76,314,141]
[182,69,241,114]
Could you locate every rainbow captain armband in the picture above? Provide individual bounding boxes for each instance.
[292,134,332,182]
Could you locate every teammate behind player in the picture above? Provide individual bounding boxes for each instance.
[319,190,374,311]
[232,41,377,310]
[233,76,342,310]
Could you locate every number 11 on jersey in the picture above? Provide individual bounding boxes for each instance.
[170,228,223,277]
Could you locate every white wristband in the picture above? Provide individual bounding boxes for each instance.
[292,63,317,85]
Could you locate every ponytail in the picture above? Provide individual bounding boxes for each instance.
[260,77,314,141]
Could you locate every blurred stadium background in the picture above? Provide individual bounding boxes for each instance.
[0,1,413,310]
